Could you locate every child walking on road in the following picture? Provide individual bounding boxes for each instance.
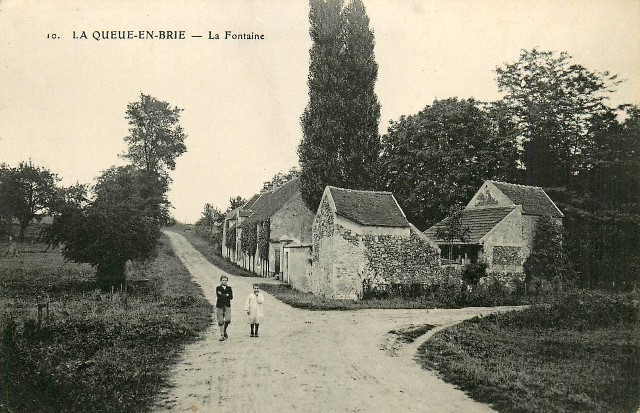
[216,275,233,341]
[245,284,264,337]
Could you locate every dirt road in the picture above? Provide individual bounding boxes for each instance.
[155,231,518,413]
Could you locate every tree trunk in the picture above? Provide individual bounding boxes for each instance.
[18,219,29,241]
[96,260,127,289]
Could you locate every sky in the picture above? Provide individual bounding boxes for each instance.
[1,0,639,223]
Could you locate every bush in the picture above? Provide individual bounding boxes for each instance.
[462,262,488,286]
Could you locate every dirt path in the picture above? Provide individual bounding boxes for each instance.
[155,231,519,413]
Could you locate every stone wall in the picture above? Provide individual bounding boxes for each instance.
[491,246,522,266]
[482,208,525,273]
[362,229,440,286]
[311,198,441,298]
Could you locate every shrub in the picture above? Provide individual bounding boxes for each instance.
[462,262,488,286]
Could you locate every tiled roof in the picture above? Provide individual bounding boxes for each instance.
[241,178,302,227]
[490,181,563,217]
[328,187,409,228]
[243,193,262,210]
[424,206,517,244]
[225,205,244,220]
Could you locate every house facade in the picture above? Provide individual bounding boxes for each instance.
[424,180,564,273]
[222,178,315,283]
[221,195,259,261]
[311,186,441,300]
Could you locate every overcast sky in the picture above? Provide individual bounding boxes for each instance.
[1,0,639,223]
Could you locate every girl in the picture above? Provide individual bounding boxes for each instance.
[244,284,264,337]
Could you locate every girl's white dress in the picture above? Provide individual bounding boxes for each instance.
[245,292,264,324]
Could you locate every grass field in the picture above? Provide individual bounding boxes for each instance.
[0,236,212,413]
[417,290,640,413]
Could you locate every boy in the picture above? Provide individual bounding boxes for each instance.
[215,275,233,341]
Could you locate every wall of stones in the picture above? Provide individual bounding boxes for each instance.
[362,229,440,286]
[482,209,525,273]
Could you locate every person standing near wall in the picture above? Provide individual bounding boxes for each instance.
[245,284,264,337]
[216,275,233,341]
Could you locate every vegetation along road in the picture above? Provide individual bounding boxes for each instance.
[155,231,521,413]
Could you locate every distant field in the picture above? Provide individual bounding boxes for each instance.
[0,236,212,413]
[417,291,640,413]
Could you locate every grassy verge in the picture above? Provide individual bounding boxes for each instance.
[168,223,257,278]
[0,235,212,413]
[388,324,436,344]
[417,290,640,413]
[257,283,449,310]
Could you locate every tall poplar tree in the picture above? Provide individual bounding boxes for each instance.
[298,0,381,210]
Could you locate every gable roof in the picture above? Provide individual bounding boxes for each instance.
[489,181,563,218]
[327,187,410,228]
[243,193,262,210]
[424,206,517,244]
[241,178,302,227]
[225,204,244,220]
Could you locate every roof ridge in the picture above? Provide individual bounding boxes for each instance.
[466,205,517,210]
[272,176,299,192]
[489,180,543,190]
[328,186,393,195]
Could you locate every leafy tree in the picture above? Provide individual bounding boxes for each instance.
[380,98,518,229]
[46,166,163,286]
[552,105,640,291]
[0,161,59,239]
[523,217,570,293]
[298,0,381,210]
[258,220,270,259]
[339,0,381,187]
[122,93,187,176]
[495,49,621,187]
[241,225,258,271]
[462,262,488,287]
[434,204,471,262]
[0,164,11,236]
[196,203,223,227]
[580,105,640,209]
[227,196,247,212]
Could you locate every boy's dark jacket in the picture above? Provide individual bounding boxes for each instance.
[216,285,233,308]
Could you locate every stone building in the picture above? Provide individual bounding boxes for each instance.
[424,180,564,273]
[221,194,260,261]
[222,178,315,282]
[311,186,441,300]
[240,177,314,279]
